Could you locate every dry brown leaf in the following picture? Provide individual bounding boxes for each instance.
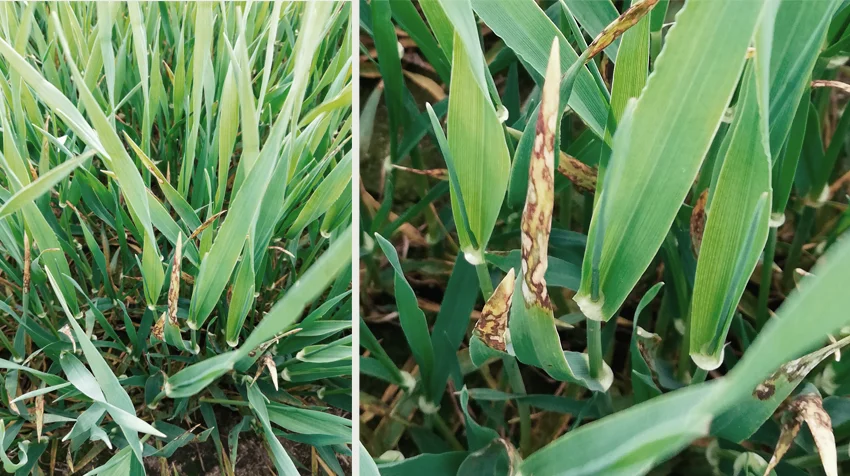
[764,392,836,476]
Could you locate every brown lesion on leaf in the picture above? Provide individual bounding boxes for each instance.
[557,156,597,193]
[152,314,165,341]
[586,0,660,60]
[812,79,850,95]
[636,327,662,371]
[753,338,849,401]
[474,269,515,352]
[156,234,183,342]
[690,189,708,255]
[505,126,598,193]
[22,231,31,292]
[189,210,227,241]
[35,393,44,441]
[521,40,559,310]
[766,410,803,476]
[392,164,449,181]
[753,381,776,400]
[252,354,280,391]
[499,438,523,473]
[168,235,183,326]
[794,393,838,476]
[58,324,75,353]
[766,392,837,476]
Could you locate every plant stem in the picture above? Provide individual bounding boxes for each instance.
[661,235,693,380]
[583,193,594,233]
[560,182,573,228]
[782,205,816,290]
[475,262,494,300]
[410,148,442,244]
[432,412,465,451]
[502,357,532,456]
[691,367,708,384]
[677,310,693,381]
[200,398,250,407]
[587,249,604,382]
[475,262,531,455]
[756,227,778,329]
[587,319,603,380]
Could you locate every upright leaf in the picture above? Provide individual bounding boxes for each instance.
[509,40,612,392]
[689,62,772,370]
[444,6,511,256]
[574,0,770,322]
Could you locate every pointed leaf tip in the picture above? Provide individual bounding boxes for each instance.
[520,38,560,309]
[474,269,515,352]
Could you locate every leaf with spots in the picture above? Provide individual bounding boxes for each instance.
[764,386,837,476]
[470,269,515,366]
[509,39,613,392]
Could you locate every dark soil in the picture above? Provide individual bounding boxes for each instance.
[140,406,352,475]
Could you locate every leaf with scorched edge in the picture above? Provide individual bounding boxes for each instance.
[509,39,612,392]
[470,269,515,367]
[762,384,836,476]
[712,335,850,442]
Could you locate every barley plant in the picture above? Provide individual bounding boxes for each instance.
[360,0,850,474]
[0,2,353,474]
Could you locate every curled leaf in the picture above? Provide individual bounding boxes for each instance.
[764,414,800,476]
[0,420,28,473]
[473,269,515,352]
[264,355,279,391]
[141,235,165,308]
[392,164,449,181]
[168,234,183,326]
[520,38,559,309]
[811,79,850,94]
[35,394,44,441]
[765,390,836,476]
[59,324,76,353]
[585,0,661,60]
[734,452,771,476]
[690,189,708,255]
[509,38,614,392]
[22,232,30,291]
[557,155,597,194]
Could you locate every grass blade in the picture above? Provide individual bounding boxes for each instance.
[689,62,772,370]
[471,0,610,136]
[574,0,769,322]
[441,2,511,256]
[509,40,612,392]
[0,151,92,219]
